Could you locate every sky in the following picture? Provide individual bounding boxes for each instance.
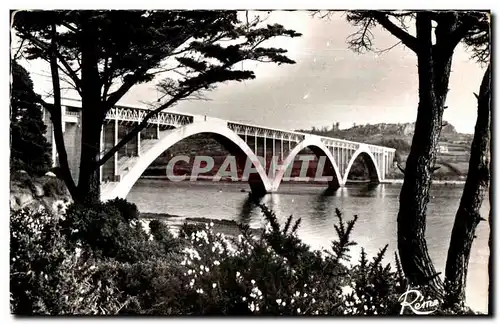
[21,11,487,134]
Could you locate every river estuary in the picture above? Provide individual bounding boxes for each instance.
[128,179,490,313]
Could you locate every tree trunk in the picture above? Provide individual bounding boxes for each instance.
[47,24,79,200]
[488,82,493,315]
[75,16,104,205]
[443,64,491,307]
[397,13,453,298]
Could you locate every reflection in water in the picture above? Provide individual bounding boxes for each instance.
[238,194,256,225]
[127,180,489,313]
[335,187,350,198]
[359,183,381,195]
[321,186,338,196]
[310,188,336,223]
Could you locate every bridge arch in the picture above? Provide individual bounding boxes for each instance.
[271,136,342,191]
[102,121,272,200]
[342,145,381,184]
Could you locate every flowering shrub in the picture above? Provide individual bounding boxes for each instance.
[11,197,474,316]
[148,205,406,316]
[10,203,126,315]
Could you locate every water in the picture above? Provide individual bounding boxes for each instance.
[128,179,490,313]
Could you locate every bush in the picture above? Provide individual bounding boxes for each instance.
[11,198,476,315]
[10,204,125,315]
[62,199,181,263]
[145,206,406,316]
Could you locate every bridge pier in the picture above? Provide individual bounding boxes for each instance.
[101,120,117,182]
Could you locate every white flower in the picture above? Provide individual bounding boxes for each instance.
[297,308,301,314]
[303,293,308,298]
[276,299,282,304]
[251,279,255,285]
[295,291,300,297]
[249,303,255,312]
[312,298,316,303]
[210,221,214,227]
[341,285,354,296]
[212,283,217,289]
[236,271,241,278]
[282,301,286,306]
[213,260,220,266]
[242,297,247,301]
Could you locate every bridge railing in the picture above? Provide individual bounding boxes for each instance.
[106,106,194,127]
[227,121,306,143]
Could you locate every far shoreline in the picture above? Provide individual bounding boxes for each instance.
[139,175,466,186]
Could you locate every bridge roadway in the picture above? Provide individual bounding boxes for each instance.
[43,98,396,200]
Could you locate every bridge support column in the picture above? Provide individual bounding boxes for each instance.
[101,121,117,182]
[272,137,276,163]
[340,147,344,178]
[137,132,141,156]
[51,129,57,167]
[263,134,267,171]
[254,134,257,155]
[114,119,118,180]
[99,125,103,183]
[280,136,284,162]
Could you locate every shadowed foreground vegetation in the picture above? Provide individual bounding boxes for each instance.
[10,198,477,315]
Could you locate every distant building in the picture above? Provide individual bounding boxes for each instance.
[438,144,449,153]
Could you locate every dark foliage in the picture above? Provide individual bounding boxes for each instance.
[10,60,52,176]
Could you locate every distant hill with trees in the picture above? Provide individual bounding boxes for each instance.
[297,121,474,179]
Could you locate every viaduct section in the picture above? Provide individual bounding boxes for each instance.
[43,98,396,201]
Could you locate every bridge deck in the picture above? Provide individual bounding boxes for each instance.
[48,97,395,154]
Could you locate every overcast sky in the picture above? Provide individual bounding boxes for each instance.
[23,11,486,133]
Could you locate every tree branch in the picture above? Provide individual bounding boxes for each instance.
[444,18,475,52]
[12,38,25,61]
[96,89,193,167]
[372,12,418,53]
[18,31,83,93]
[104,34,194,111]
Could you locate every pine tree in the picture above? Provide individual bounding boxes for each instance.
[13,10,300,203]
[10,60,52,176]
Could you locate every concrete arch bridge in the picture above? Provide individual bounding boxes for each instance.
[43,98,396,201]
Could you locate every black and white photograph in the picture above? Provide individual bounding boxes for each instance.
[8,6,493,316]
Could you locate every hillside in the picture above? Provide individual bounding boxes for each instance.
[296,121,474,180]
